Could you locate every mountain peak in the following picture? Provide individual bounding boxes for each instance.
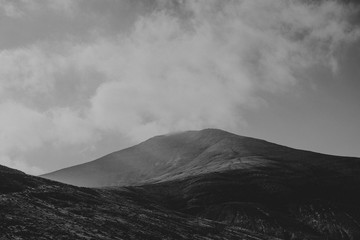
[41,128,251,187]
[147,128,244,149]
[42,128,357,188]
[166,128,239,139]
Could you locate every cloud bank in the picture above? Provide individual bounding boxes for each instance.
[0,0,359,174]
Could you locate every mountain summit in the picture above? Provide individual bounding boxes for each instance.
[41,129,283,187]
[42,128,360,188]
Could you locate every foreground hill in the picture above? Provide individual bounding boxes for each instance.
[134,166,360,239]
[42,129,360,188]
[0,164,276,240]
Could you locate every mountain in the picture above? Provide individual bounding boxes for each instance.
[4,128,360,239]
[43,128,245,187]
[42,129,360,188]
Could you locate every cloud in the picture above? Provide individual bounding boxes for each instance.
[0,0,359,173]
[0,101,51,153]
[0,0,77,18]
[82,0,359,140]
[0,101,96,174]
[0,46,67,96]
[0,0,23,18]
[0,102,96,149]
[0,155,44,175]
[50,107,97,145]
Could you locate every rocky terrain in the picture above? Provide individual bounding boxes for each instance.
[2,129,360,239]
[0,164,277,240]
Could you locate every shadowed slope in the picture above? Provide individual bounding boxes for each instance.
[133,162,360,240]
[0,164,277,240]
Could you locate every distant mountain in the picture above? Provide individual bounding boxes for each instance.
[42,129,360,188]
[3,129,360,239]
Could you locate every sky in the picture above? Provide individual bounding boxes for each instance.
[0,0,359,175]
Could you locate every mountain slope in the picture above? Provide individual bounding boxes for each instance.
[42,129,360,188]
[133,166,360,239]
[4,129,360,239]
[0,164,277,240]
[42,129,239,187]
